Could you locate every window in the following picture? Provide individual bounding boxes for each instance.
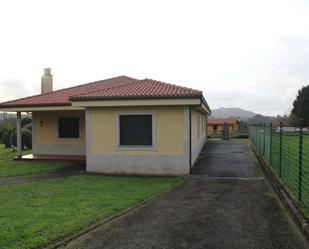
[58,117,80,138]
[119,115,152,146]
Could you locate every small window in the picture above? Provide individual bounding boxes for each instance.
[119,115,152,146]
[58,117,80,138]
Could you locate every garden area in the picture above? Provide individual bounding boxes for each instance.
[0,143,183,249]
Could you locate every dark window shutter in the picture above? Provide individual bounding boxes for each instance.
[58,118,80,138]
[120,115,152,146]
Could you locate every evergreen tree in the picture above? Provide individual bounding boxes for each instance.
[291,85,309,126]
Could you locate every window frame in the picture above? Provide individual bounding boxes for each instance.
[115,112,156,150]
[57,117,81,140]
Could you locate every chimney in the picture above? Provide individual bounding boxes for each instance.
[41,68,53,94]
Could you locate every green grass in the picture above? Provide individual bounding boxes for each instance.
[0,144,68,178]
[249,127,309,215]
[0,175,183,249]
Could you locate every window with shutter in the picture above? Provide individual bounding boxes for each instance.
[58,117,80,138]
[119,115,152,146]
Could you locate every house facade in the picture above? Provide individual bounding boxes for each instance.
[207,118,239,136]
[0,69,210,175]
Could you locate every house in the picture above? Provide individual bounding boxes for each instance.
[207,118,239,136]
[0,69,211,175]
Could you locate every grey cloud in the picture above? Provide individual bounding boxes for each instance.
[0,78,36,102]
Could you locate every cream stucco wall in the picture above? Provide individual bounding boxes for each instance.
[86,106,190,175]
[89,107,184,155]
[32,111,86,155]
[191,108,207,165]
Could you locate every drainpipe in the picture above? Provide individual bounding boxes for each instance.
[16,111,22,158]
[189,106,192,174]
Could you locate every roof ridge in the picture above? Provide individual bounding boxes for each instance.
[0,75,135,106]
[70,78,141,99]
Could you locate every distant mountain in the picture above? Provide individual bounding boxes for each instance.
[210,107,257,120]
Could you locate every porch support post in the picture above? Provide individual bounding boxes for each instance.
[17,111,22,158]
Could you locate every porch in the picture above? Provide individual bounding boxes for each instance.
[12,109,86,160]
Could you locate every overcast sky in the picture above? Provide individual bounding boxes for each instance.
[0,0,309,116]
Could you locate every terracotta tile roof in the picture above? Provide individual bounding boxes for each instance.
[0,76,136,107]
[70,79,202,100]
[208,119,239,125]
[0,76,203,107]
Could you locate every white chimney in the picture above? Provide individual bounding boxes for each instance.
[41,68,53,94]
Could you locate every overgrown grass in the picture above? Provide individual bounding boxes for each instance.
[0,175,183,249]
[0,144,68,178]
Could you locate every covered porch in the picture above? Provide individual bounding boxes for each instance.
[13,108,86,161]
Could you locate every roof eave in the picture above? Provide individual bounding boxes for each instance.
[0,103,71,108]
[0,103,85,112]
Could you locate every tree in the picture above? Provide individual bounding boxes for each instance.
[291,85,309,126]
[288,113,299,127]
[21,116,32,129]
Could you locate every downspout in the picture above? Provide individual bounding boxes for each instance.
[189,106,192,174]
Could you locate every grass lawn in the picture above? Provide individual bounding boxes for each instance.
[0,175,183,249]
[0,144,69,178]
[250,127,309,216]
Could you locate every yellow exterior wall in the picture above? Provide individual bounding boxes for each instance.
[90,106,184,155]
[34,110,85,145]
[191,108,207,148]
[191,110,198,148]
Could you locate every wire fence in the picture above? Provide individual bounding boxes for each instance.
[249,124,309,212]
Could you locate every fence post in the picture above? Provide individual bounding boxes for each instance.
[263,123,266,156]
[255,124,259,146]
[279,122,283,177]
[260,123,262,154]
[298,120,303,202]
[270,123,273,166]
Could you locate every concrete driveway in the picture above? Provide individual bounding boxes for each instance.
[61,139,308,249]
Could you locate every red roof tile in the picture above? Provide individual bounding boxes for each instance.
[70,79,202,100]
[0,76,203,107]
[208,119,239,125]
[0,76,136,107]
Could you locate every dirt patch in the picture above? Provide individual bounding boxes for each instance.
[0,164,85,186]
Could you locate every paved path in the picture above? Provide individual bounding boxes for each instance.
[0,164,85,186]
[62,140,308,249]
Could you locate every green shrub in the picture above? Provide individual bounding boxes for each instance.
[22,129,32,149]
[21,117,32,129]
[10,131,17,148]
[2,125,15,148]
[10,129,32,149]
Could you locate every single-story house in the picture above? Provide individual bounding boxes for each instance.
[0,69,211,175]
[207,118,239,135]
